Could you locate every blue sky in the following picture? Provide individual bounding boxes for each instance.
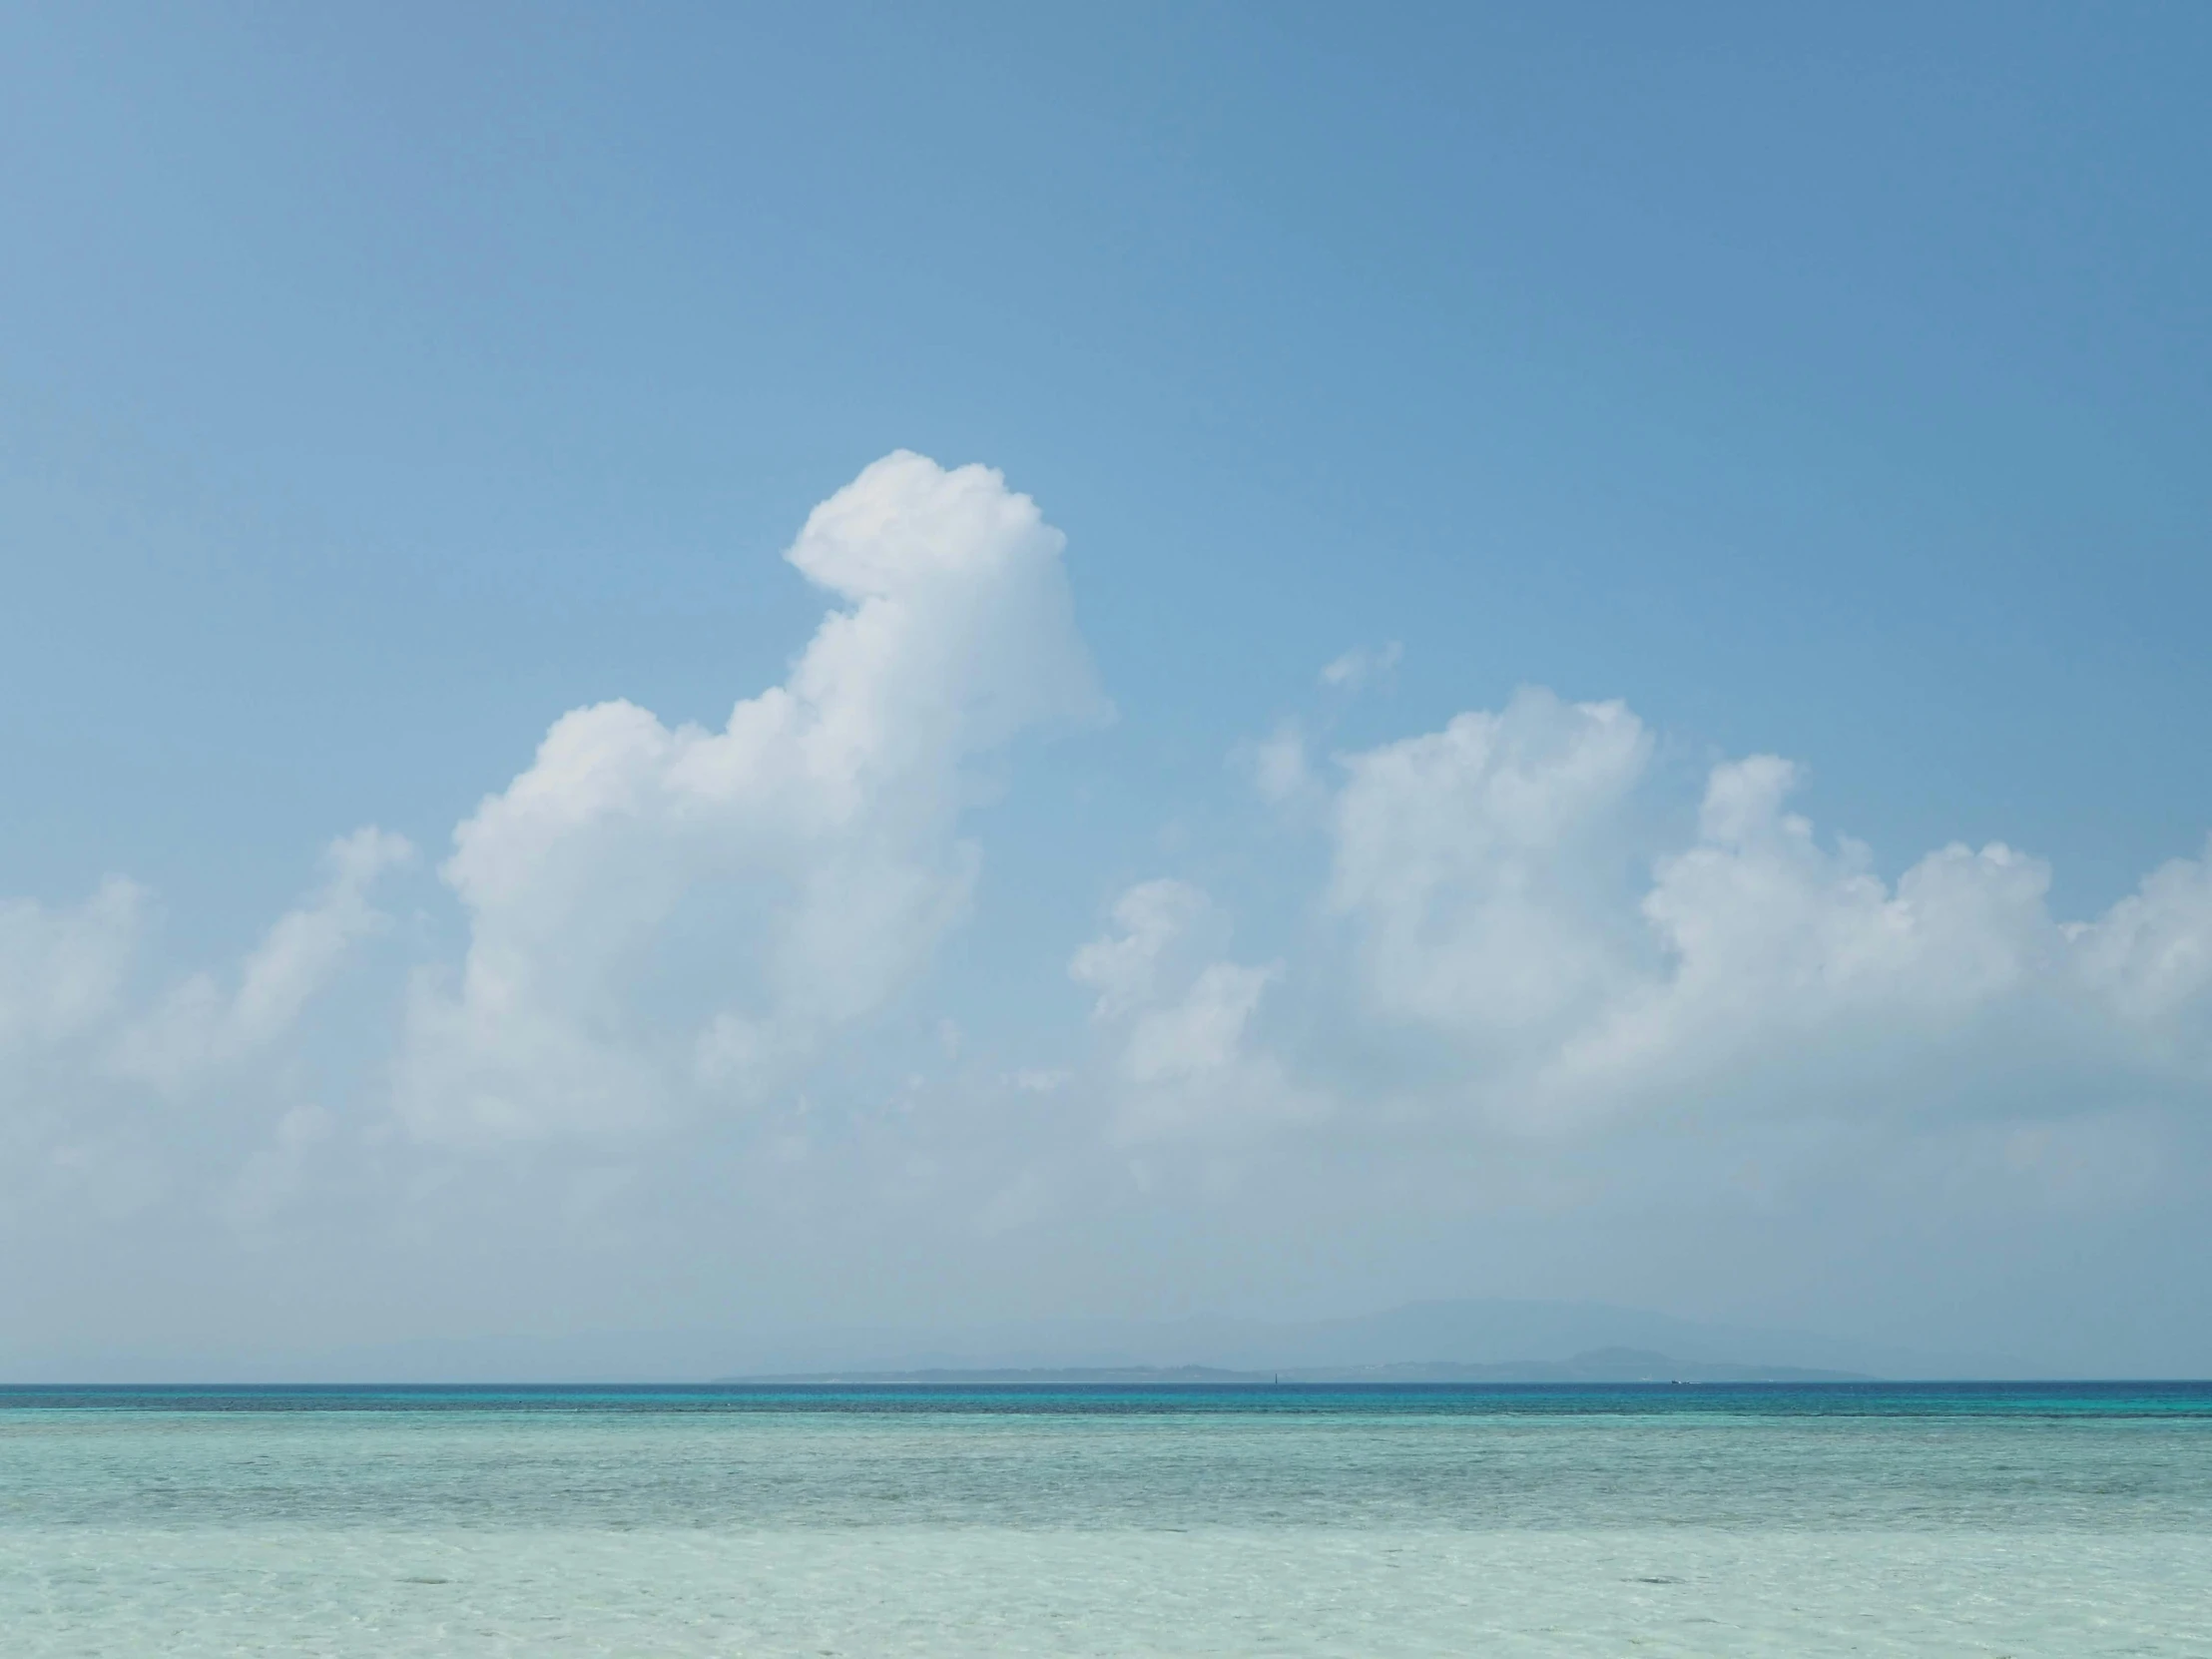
[3,2,2209,1376]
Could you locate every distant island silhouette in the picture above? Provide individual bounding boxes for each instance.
[718,1348,1870,1385]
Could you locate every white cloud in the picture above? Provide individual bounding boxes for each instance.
[395,451,1107,1143]
[1123,960,1279,1085]
[1542,759,2064,1118]
[2070,844,2212,1027]
[1070,879,1222,1021]
[1320,641,1402,691]
[8,434,2211,1376]
[1071,879,1303,1141]
[232,831,414,1047]
[0,877,144,1061]
[1319,693,2212,1131]
[3,830,406,1110]
[1250,720,1313,805]
[1329,687,1652,1042]
[112,828,413,1090]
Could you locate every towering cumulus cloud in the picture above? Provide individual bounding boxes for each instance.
[396,452,1106,1143]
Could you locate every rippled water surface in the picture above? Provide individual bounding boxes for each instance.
[4,1383,2209,1655]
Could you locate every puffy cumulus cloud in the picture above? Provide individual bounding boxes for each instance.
[2071,848,2212,1029]
[1545,761,2067,1119]
[1314,692,2212,1131]
[1071,879,1303,1141]
[396,452,1107,1144]
[113,829,413,1090]
[1329,687,1652,1044]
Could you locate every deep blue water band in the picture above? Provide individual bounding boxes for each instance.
[6,1381,2211,1416]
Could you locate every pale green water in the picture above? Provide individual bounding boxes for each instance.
[4,1385,2209,1655]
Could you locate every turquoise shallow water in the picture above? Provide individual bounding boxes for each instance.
[4,1384,2209,1655]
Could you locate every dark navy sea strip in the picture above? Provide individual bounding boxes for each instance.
[5,1382,2210,1417]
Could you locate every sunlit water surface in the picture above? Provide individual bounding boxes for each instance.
[4,1383,2208,1656]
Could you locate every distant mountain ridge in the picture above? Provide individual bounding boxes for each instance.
[724,1347,1871,1385]
[697,1298,2015,1383]
[5,1298,2029,1383]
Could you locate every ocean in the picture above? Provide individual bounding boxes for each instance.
[4,1382,2208,1655]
